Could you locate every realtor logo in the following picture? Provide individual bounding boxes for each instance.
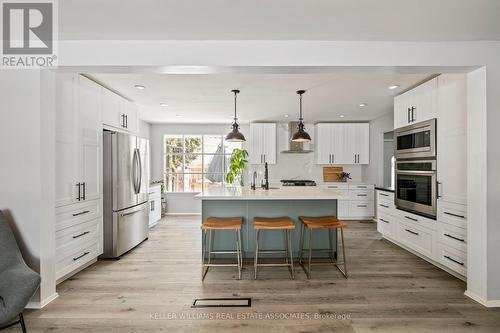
[1,0,58,68]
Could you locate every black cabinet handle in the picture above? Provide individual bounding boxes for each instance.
[125,114,128,128]
[72,231,90,239]
[82,182,86,200]
[357,194,367,197]
[72,210,90,217]
[444,233,465,242]
[76,182,81,201]
[405,229,419,236]
[121,114,125,127]
[357,205,367,208]
[444,255,464,266]
[379,204,389,208]
[411,107,416,122]
[404,215,418,222]
[407,107,411,123]
[380,218,389,224]
[73,251,90,261]
[332,154,335,163]
[379,193,389,197]
[443,211,466,219]
[357,186,367,188]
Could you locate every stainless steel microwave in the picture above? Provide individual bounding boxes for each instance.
[395,119,436,159]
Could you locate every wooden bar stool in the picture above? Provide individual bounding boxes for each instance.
[201,217,243,281]
[298,216,348,279]
[253,217,295,280]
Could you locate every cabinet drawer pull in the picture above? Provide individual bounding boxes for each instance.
[73,251,90,261]
[405,229,419,236]
[404,215,418,222]
[328,186,338,189]
[379,204,389,208]
[379,193,389,197]
[357,186,367,188]
[357,194,367,197]
[443,211,466,219]
[357,205,367,208]
[380,218,389,224]
[444,255,464,266]
[444,233,465,242]
[73,231,90,239]
[72,210,90,217]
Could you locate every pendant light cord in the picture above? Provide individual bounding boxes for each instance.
[299,92,303,121]
[234,90,237,120]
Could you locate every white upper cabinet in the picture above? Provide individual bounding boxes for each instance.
[55,74,79,206]
[315,123,333,164]
[102,88,138,133]
[437,74,467,205]
[315,123,369,165]
[394,77,438,129]
[249,123,276,164]
[55,75,103,207]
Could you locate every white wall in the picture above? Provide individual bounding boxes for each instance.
[0,70,57,307]
[138,119,151,140]
[362,112,394,187]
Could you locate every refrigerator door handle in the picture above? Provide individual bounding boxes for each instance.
[132,149,139,194]
[137,148,142,194]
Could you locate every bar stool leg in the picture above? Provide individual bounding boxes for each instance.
[287,230,295,279]
[307,228,313,279]
[335,228,348,278]
[201,229,207,281]
[328,228,335,263]
[254,229,260,280]
[299,223,305,265]
[236,230,242,280]
[283,230,289,265]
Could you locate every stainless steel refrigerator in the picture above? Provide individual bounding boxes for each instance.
[102,131,149,258]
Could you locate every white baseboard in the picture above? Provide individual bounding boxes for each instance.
[165,213,201,216]
[26,292,59,309]
[464,290,500,307]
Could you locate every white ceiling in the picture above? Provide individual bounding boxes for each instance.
[60,0,500,41]
[91,70,435,124]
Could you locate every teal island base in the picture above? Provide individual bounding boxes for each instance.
[201,199,338,258]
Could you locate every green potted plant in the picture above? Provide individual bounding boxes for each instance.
[225,148,249,187]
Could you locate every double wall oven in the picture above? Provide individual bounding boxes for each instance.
[394,119,437,219]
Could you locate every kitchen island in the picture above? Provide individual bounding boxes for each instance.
[195,187,346,257]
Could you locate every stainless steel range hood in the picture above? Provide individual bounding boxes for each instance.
[281,122,314,154]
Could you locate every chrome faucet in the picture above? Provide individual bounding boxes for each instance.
[251,171,257,190]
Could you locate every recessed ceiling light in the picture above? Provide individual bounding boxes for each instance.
[160,103,168,107]
[339,115,345,118]
[359,103,367,107]
[388,85,400,90]
[134,85,145,90]
[284,114,289,118]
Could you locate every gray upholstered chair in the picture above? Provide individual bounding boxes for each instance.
[0,211,41,333]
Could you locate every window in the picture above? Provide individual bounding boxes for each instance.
[164,135,242,192]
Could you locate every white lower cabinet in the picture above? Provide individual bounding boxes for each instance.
[436,242,467,276]
[376,189,468,278]
[149,185,162,227]
[55,199,103,282]
[397,220,435,259]
[322,183,374,220]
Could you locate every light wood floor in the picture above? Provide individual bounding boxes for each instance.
[11,216,500,333]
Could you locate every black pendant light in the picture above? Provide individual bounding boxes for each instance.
[291,90,312,142]
[226,89,246,142]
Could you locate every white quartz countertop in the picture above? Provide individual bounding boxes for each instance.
[195,187,346,200]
